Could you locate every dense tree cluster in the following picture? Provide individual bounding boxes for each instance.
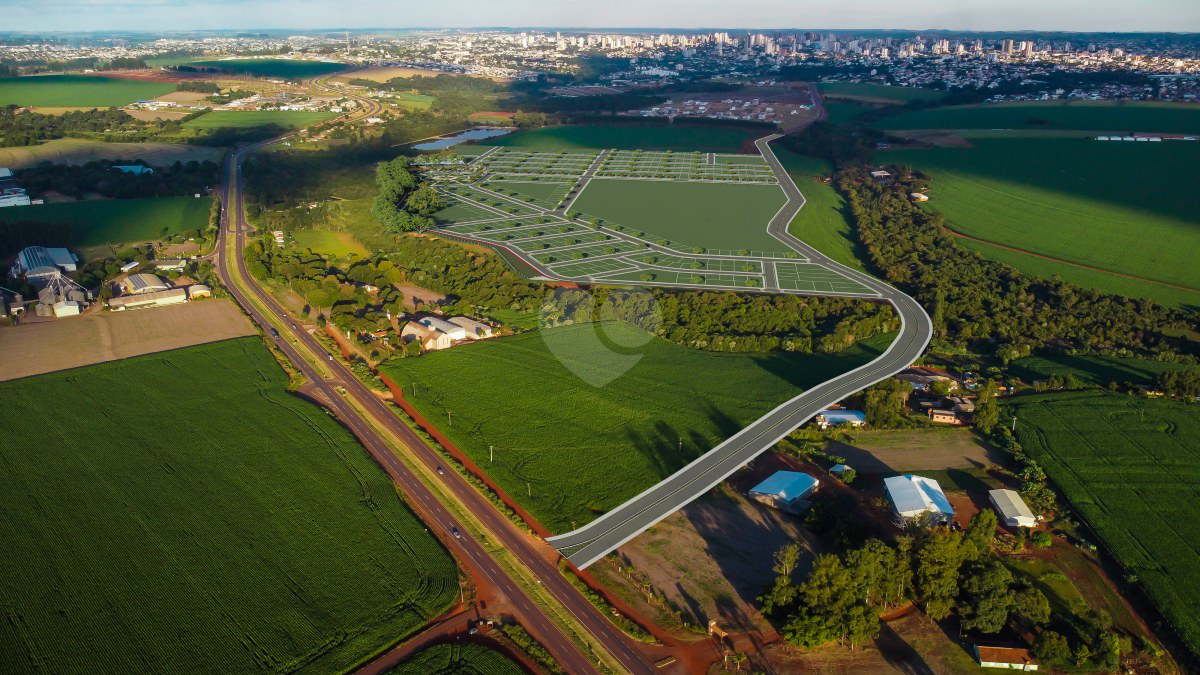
[0,106,193,147]
[175,81,221,94]
[17,159,219,200]
[1157,368,1200,398]
[369,157,443,233]
[836,166,1198,360]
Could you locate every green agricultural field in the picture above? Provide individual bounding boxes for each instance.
[876,100,1200,133]
[822,101,878,125]
[1005,391,1200,658]
[491,124,763,152]
[0,195,212,247]
[186,58,348,79]
[184,110,336,130]
[388,643,524,675]
[0,74,174,107]
[570,178,786,252]
[390,92,436,109]
[886,137,1200,305]
[776,149,870,273]
[819,82,945,104]
[1011,353,1198,388]
[291,229,369,258]
[0,337,457,673]
[380,322,889,533]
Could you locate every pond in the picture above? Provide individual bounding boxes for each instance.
[412,127,511,150]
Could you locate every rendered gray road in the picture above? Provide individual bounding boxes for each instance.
[547,135,933,569]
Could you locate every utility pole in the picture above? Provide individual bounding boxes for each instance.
[1012,415,1017,432]
[527,482,531,497]
[447,411,452,427]
[489,445,494,463]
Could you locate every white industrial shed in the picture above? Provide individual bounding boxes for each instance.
[418,315,468,340]
[989,489,1037,528]
[12,246,78,283]
[884,474,955,526]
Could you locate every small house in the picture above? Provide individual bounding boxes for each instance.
[884,474,955,526]
[928,408,961,425]
[988,489,1037,528]
[749,471,819,513]
[974,644,1038,671]
[815,409,866,430]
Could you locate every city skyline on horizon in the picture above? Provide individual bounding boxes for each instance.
[1,0,1198,34]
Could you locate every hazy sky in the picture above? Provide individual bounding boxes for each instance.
[3,0,1198,33]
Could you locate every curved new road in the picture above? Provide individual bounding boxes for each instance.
[546,134,933,568]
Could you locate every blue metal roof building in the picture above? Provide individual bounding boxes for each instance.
[884,474,955,525]
[749,471,820,512]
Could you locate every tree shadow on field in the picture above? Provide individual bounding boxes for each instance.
[750,348,881,393]
[875,620,935,675]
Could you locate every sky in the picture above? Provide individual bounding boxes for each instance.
[2,0,1198,33]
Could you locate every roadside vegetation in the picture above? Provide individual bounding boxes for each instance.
[387,643,524,675]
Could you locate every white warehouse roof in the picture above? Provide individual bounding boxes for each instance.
[419,315,468,339]
[884,474,955,522]
[988,489,1037,528]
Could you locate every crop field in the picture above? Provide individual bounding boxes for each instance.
[876,100,1200,133]
[1005,391,1200,657]
[1010,353,1198,388]
[0,337,457,673]
[777,149,870,273]
[390,643,523,675]
[819,82,945,105]
[388,92,436,109]
[0,195,212,247]
[0,138,223,169]
[822,100,878,125]
[0,74,173,107]
[291,229,369,258]
[886,137,1200,303]
[184,110,336,130]
[570,178,787,252]
[380,322,889,532]
[490,124,765,152]
[185,58,348,79]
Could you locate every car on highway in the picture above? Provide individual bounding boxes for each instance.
[451,527,461,539]
[269,327,280,340]
[327,354,334,361]
[436,466,444,475]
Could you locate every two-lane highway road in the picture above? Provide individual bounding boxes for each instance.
[215,139,656,673]
[547,135,933,568]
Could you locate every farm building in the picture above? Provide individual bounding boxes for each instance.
[973,644,1038,670]
[749,471,819,514]
[988,489,1037,528]
[107,288,188,311]
[830,463,852,478]
[11,246,79,283]
[401,321,454,352]
[884,474,955,526]
[189,285,212,299]
[123,273,172,295]
[418,315,468,340]
[928,408,962,425]
[448,316,495,339]
[815,409,866,429]
[113,165,154,175]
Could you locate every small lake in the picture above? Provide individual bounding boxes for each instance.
[412,127,511,150]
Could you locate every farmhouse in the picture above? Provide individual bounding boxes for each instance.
[884,474,955,526]
[418,315,468,340]
[748,471,820,514]
[11,246,79,283]
[400,321,454,352]
[928,408,962,425]
[973,644,1038,671]
[815,409,866,429]
[988,489,1037,528]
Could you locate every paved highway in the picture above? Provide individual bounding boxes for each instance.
[213,87,656,673]
[546,135,933,569]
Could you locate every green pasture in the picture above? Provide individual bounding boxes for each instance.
[819,82,945,104]
[0,74,173,107]
[886,137,1200,304]
[0,195,212,247]
[380,322,890,533]
[291,229,369,258]
[776,149,870,273]
[0,338,457,673]
[491,124,763,152]
[1011,353,1198,387]
[185,58,349,79]
[1005,391,1200,658]
[570,178,786,251]
[822,100,878,125]
[876,100,1200,134]
[183,110,336,130]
